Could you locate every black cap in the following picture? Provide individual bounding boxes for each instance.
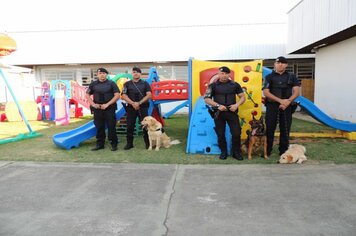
[219,66,231,74]
[132,67,142,73]
[97,68,109,74]
[275,56,288,64]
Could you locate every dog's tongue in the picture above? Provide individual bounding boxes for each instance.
[252,128,257,136]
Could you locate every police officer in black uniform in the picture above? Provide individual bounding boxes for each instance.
[263,56,300,156]
[204,66,246,160]
[121,67,152,150]
[86,68,120,151]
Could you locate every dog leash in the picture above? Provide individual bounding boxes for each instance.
[277,107,290,140]
[132,80,145,119]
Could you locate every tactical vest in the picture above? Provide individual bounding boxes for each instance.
[213,81,237,106]
[268,74,294,99]
[92,80,115,104]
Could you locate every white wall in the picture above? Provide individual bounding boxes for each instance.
[314,36,356,122]
[6,24,289,66]
[287,0,356,53]
[0,67,37,103]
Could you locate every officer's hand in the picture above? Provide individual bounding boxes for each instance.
[132,102,140,110]
[218,105,227,111]
[280,99,291,107]
[93,104,101,109]
[228,104,238,112]
[279,104,287,110]
[101,103,109,110]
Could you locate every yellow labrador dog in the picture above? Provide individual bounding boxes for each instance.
[278,144,307,164]
[141,116,180,151]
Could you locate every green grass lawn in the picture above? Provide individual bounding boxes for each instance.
[0,114,355,164]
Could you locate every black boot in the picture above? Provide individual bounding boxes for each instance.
[219,151,227,160]
[91,145,104,151]
[232,147,243,161]
[111,144,118,151]
[124,137,133,150]
[232,153,243,161]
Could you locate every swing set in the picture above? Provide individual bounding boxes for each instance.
[0,33,41,145]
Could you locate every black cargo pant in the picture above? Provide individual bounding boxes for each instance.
[93,106,118,147]
[214,111,242,155]
[265,102,293,155]
[125,105,149,145]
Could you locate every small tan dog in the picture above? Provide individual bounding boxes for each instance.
[141,116,180,151]
[278,144,307,164]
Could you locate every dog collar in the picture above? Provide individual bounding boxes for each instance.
[156,127,165,133]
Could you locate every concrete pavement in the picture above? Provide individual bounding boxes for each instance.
[0,162,355,236]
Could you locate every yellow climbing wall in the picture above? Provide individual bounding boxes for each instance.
[191,59,263,139]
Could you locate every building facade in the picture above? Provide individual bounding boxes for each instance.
[288,0,356,122]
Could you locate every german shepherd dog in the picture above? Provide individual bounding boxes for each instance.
[242,116,268,160]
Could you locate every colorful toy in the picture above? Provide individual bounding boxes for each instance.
[35,81,51,120]
[50,80,71,125]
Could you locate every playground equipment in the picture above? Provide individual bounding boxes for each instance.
[54,59,356,151]
[185,60,356,155]
[293,96,356,140]
[186,59,263,155]
[186,59,356,155]
[34,80,83,122]
[53,67,189,149]
[50,80,70,125]
[35,81,51,120]
[53,102,126,149]
[0,33,41,144]
[109,73,132,92]
[150,80,189,123]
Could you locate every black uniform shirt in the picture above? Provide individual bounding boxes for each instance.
[204,80,243,106]
[263,71,300,99]
[122,79,151,107]
[87,79,120,104]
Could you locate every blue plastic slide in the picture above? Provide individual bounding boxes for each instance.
[53,102,126,150]
[186,96,231,155]
[163,100,188,119]
[295,96,356,132]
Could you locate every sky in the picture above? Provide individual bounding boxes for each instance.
[1,0,301,32]
[0,0,303,65]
